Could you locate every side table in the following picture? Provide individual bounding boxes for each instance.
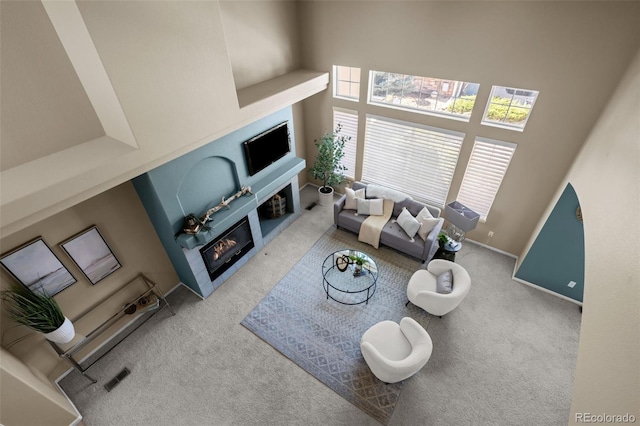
[433,240,462,262]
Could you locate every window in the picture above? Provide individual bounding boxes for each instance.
[456,137,516,220]
[333,66,361,101]
[482,86,539,131]
[333,107,358,179]
[362,115,464,206]
[368,71,480,121]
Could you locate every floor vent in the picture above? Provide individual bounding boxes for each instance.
[104,367,131,392]
[306,202,317,210]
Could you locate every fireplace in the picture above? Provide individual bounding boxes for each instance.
[200,217,254,281]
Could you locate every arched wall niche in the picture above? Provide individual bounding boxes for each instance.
[176,156,239,218]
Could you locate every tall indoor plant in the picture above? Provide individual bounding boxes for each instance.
[309,124,350,206]
[1,283,75,344]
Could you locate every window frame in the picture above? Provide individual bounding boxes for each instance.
[333,65,361,102]
[367,70,480,123]
[455,136,517,221]
[362,114,465,207]
[481,85,539,132]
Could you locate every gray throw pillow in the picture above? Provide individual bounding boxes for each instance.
[436,269,454,294]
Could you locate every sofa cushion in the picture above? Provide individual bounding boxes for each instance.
[336,210,368,234]
[396,207,421,240]
[436,270,454,294]
[379,220,424,260]
[357,198,384,216]
[344,187,365,210]
[416,207,439,241]
[393,198,428,218]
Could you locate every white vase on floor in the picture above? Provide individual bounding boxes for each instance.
[318,187,334,206]
[43,317,75,344]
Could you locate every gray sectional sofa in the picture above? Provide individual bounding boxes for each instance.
[333,182,444,263]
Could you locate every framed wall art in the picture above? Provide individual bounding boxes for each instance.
[60,226,121,285]
[0,237,76,296]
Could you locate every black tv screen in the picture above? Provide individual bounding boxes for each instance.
[243,121,291,176]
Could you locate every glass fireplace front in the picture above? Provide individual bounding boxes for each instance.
[200,217,254,281]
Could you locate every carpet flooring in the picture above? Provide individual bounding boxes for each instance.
[58,186,581,425]
[241,227,429,425]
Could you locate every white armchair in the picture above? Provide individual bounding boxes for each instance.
[406,259,471,317]
[360,317,433,384]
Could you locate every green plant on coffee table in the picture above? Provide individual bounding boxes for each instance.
[349,253,367,266]
[0,283,66,333]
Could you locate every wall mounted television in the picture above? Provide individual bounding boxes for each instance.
[243,121,291,176]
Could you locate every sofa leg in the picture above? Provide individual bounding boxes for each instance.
[405,300,410,307]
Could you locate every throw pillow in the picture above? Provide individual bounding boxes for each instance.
[344,187,365,210]
[436,269,454,294]
[395,207,421,241]
[416,207,439,241]
[357,198,384,216]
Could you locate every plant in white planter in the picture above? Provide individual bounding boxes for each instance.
[1,283,75,344]
[309,124,350,206]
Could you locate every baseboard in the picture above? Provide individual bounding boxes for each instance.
[511,276,583,306]
[179,281,205,300]
[464,238,517,258]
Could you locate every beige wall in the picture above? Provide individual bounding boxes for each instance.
[220,0,301,91]
[566,49,639,423]
[0,348,78,426]
[0,182,179,377]
[0,0,104,171]
[299,1,640,255]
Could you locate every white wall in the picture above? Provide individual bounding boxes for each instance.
[567,49,640,423]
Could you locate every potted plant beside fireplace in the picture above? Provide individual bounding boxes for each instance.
[309,124,350,207]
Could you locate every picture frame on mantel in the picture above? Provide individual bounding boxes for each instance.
[0,237,77,296]
[60,226,121,285]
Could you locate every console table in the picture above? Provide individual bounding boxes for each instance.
[49,273,174,383]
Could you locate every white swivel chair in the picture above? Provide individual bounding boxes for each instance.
[360,317,433,384]
[406,259,471,317]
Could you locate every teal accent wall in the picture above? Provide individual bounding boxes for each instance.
[515,183,585,302]
[132,107,296,297]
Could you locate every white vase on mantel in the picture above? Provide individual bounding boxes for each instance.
[43,317,75,344]
[318,186,334,207]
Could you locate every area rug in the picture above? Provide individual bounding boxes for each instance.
[241,227,431,425]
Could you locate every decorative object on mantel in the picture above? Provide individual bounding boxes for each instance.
[309,124,350,207]
[181,185,254,235]
[0,282,75,344]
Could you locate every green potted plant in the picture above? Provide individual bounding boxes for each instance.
[1,283,75,344]
[437,232,449,249]
[349,253,368,275]
[309,124,350,206]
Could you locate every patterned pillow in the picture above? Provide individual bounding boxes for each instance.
[344,187,366,210]
[436,269,454,294]
[357,198,384,216]
[396,207,421,241]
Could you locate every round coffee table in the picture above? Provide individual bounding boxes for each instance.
[322,249,379,305]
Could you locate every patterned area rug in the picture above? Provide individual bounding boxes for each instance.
[241,227,431,425]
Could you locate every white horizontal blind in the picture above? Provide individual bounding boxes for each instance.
[362,114,464,206]
[333,107,358,179]
[456,137,517,220]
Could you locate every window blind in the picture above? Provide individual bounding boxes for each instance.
[362,114,464,206]
[333,107,358,179]
[456,137,516,220]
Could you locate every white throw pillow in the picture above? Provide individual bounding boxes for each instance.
[344,187,366,210]
[357,198,384,216]
[416,207,439,241]
[396,207,421,241]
